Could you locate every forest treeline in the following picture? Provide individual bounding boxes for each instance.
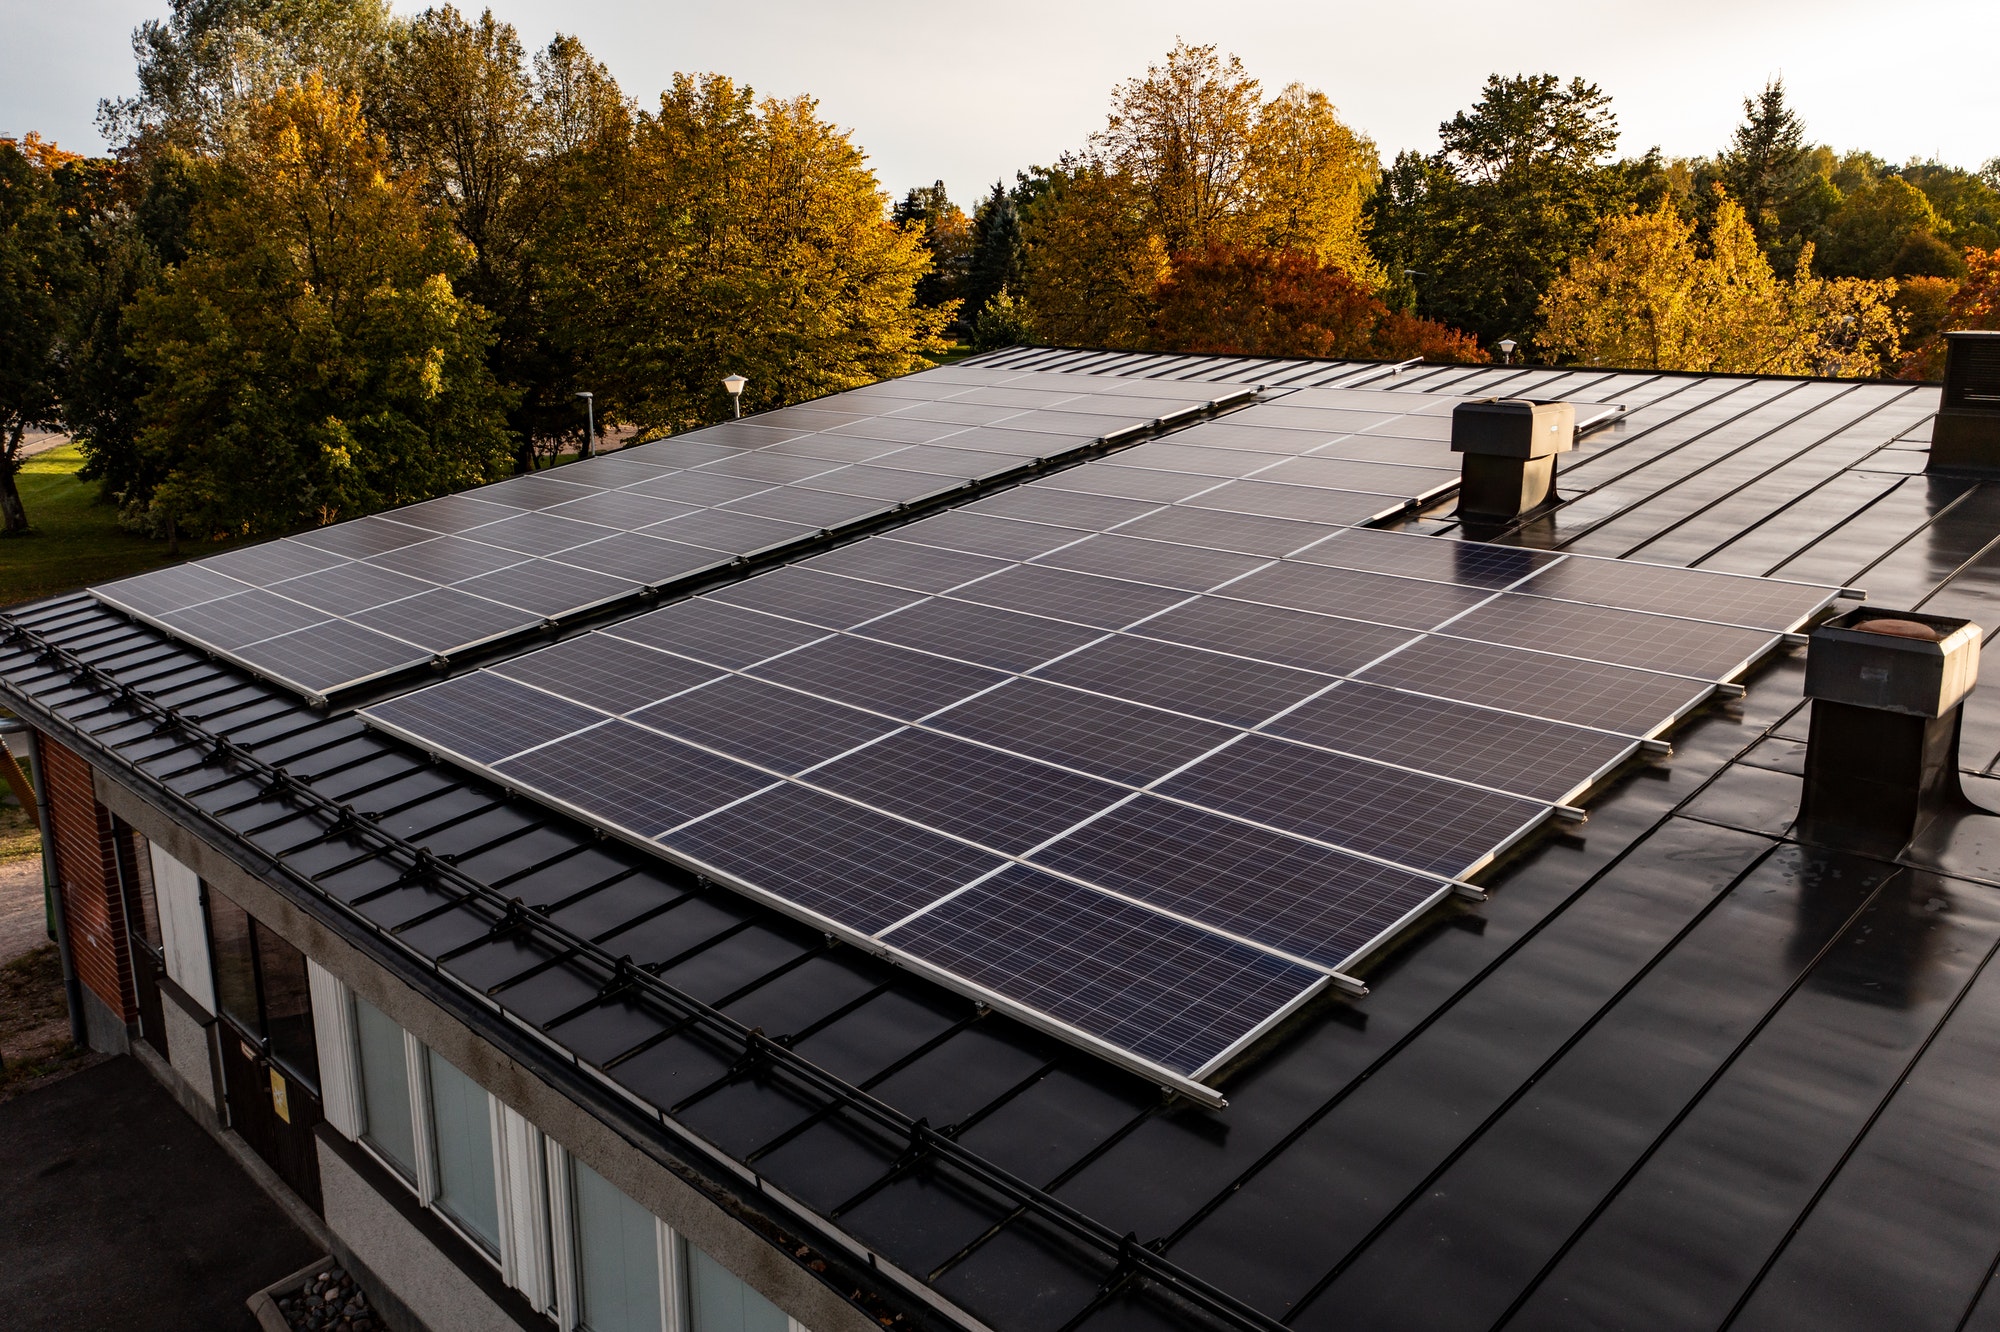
[2,4,1996,542]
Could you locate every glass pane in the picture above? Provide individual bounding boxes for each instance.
[206,891,260,1036]
[118,826,162,954]
[685,1241,789,1332]
[572,1158,662,1332]
[426,1047,500,1253]
[354,997,416,1181]
[252,920,319,1092]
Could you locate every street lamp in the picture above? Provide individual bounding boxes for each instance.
[1497,338,1518,366]
[722,374,748,419]
[575,391,595,459]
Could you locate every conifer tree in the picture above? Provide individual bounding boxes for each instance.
[1720,80,1809,248]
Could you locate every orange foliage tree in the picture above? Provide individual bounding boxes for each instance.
[1150,243,1487,363]
[1899,247,2000,379]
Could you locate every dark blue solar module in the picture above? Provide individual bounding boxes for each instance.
[358,374,1839,1098]
[93,364,1236,700]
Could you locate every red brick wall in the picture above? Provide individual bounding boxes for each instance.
[39,734,136,1025]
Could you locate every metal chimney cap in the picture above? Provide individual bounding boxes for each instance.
[1804,606,1981,718]
[1451,398,1577,459]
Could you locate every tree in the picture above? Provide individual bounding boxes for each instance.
[542,73,950,434]
[1816,174,1947,278]
[1719,80,1809,250]
[124,77,514,538]
[1897,248,2000,379]
[1017,159,1167,349]
[1244,84,1381,282]
[1094,41,1260,257]
[1538,195,1900,376]
[1368,73,1626,348]
[1150,243,1484,362]
[962,182,1024,326]
[893,181,972,316]
[100,0,394,150]
[0,136,89,532]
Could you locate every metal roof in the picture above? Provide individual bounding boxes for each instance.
[8,349,1997,1332]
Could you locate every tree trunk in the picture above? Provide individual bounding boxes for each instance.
[0,426,28,534]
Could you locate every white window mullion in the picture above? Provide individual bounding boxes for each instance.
[406,1032,439,1207]
[497,1103,552,1308]
[546,1139,579,1332]
[307,961,360,1137]
[659,1221,684,1332]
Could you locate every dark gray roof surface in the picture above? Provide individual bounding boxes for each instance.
[8,347,1997,1332]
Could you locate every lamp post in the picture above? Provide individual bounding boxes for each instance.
[1498,338,1518,366]
[722,374,748,419]
[575,391,595,459]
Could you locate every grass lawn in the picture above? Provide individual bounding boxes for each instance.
[1,446,230,609]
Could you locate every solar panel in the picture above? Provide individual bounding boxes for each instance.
[358,369,1839,1101]
[92,364,1237,700]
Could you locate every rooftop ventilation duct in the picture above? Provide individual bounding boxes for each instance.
[1797,608,1981,851]
[1451,399,1575,522]
[1927,330,2000,474]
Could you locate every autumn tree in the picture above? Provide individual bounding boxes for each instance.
[1244,85,1382,282]
[1538,195,1899,376]
[0,136,90,532]
[125,76,514,538]
[1898,248,2000,379]
[1151,243,1484,362]
[543,74,950,433]
[1095,42,1260,257]
[1017,159,1167,349]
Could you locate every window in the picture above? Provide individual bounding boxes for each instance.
[204,889,320,1091]
[683,1242,789,1332]
[353,996,416,1181]
[427,1048,501,1254]
[571,1158,662,1332]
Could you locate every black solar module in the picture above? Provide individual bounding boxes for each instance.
[90,364,1242,701]
[350,375,1839,1099]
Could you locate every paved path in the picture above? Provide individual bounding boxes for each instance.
[0,1057,320,1330]
[20,429,69,458]
[0,856,47,967]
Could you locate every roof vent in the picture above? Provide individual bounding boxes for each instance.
[1451,399,1576,522]
[1927,331,2000,473]
[1797,607,1981,851]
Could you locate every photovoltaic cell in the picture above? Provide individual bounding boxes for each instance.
[95,362,1228,699]
[1260,681,1635,803]
[494,721,771,838]
[885,866,1323,1077]
[1353,635,1712,735]
[365,670,605,766]
[1029,798,1444,968]
[350,363,1844,1096]
[1154,734,1546,878]
[661,785,1003,935]
[812,729,1127,854]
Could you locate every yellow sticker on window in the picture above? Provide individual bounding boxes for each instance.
[270,1067,291,1123]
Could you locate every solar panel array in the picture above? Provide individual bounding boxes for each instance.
[363,395,1838,1098]
[88,366,1243,701]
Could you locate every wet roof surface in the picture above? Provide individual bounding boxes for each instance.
[9,346,2000,1332]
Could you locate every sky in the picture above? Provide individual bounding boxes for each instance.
[5,0,1996,205]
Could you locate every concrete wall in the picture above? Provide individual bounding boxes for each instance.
[91,765,898,1332]
[319,1131,541,1332]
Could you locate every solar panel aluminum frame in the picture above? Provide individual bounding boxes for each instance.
[86,377,1264,711]
[361,700,1241,1106]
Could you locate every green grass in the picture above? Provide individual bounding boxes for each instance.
[1,446,233,609]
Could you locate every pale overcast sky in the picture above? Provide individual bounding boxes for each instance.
[5,0,1996,205]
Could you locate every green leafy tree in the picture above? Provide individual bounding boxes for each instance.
[1368,73,1625,349]
[963,182,1026,327]
[1816,174,1947,278]
[1719,80,1809,251]
[0,136,89,533]
[893,181,973,316]
[125,77,514,539]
